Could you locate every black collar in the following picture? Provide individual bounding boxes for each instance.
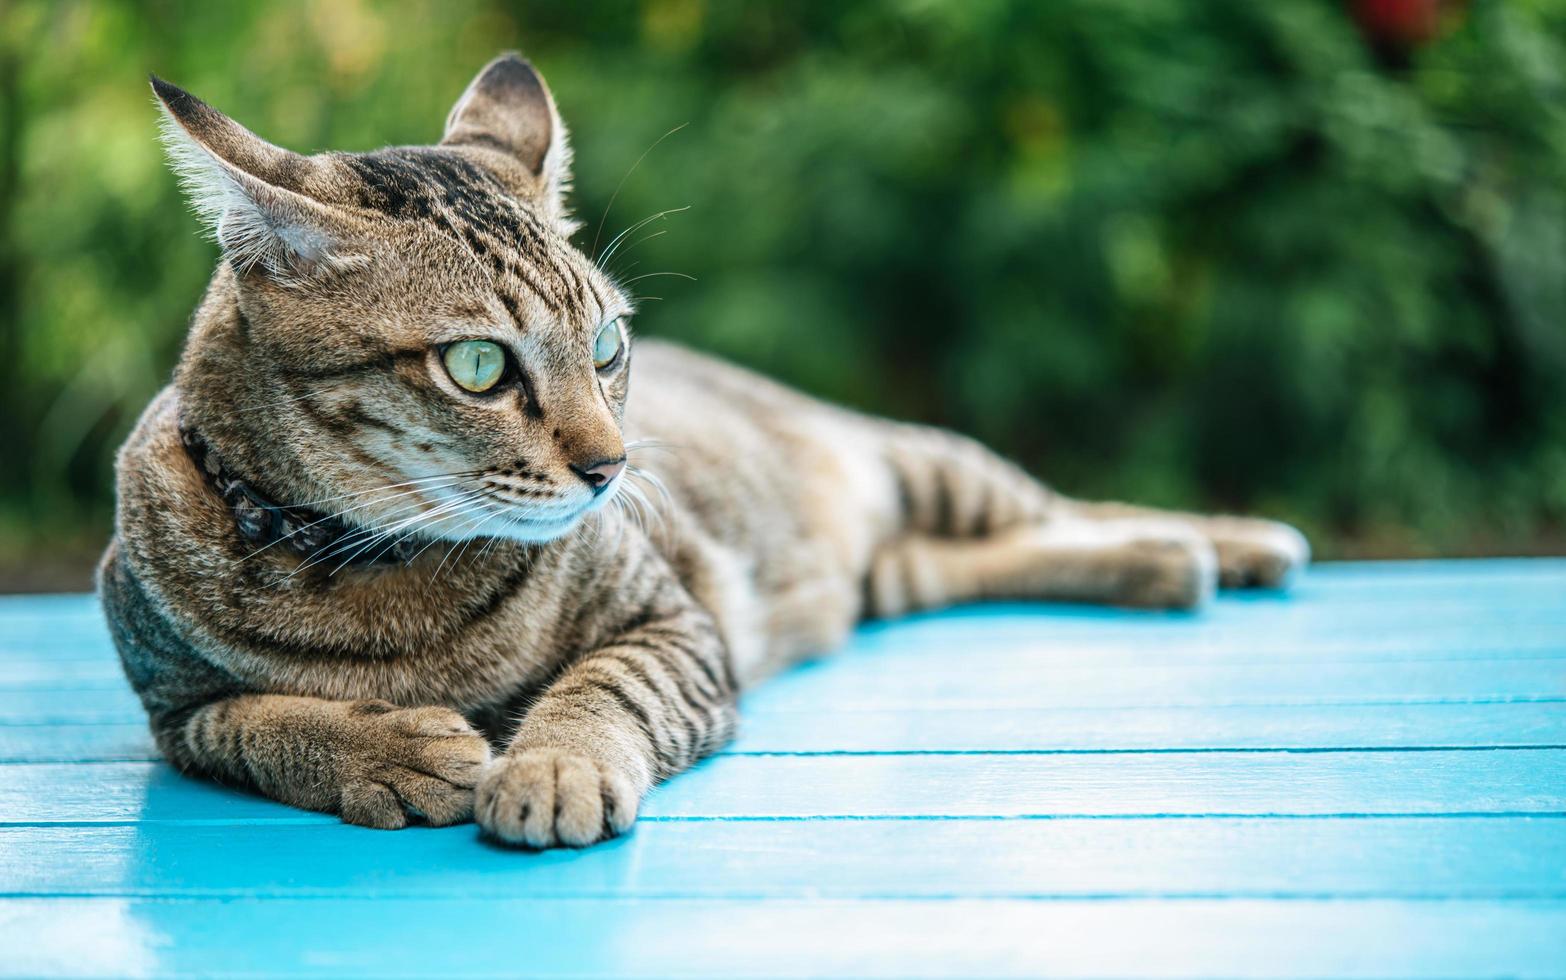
[180,425,417,567]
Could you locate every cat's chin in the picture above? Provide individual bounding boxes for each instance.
[478,511,589,544]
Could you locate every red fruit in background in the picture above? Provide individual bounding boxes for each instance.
[1352,0,1445,47]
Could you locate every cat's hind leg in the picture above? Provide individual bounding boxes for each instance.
[866,519,1219,617]
[1062,501,1309,589]
[870,421,1306,608]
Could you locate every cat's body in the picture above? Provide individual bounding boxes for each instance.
[102,55,1307,847]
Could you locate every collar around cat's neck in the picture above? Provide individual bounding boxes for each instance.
[179,424,416,568]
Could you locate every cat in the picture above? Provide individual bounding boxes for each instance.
[100,53,1308,848]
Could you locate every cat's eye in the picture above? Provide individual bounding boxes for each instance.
[442,340,507,393]
[593,319,624,370]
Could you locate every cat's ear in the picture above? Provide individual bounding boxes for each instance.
[151,75,359,281]
[441,53,576,233]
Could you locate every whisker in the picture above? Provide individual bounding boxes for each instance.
[471,520,512,566]
[605,497,635,549]
[287,489,489,580]
[619,270,696,286]
[627,466,674,516]
[454,510,508,572]
[356,492,493,570]
[340,490,495,571]
[615,478,660,542]
[240,475,478,563]
[626,437,682,456]
[590,122,689,261]
[601,229,667,280]
[281,471,483,510]
[590,507,620,556]
[277,495,441,578]
[598,206,690,270]
[426,506,503,589]
[401,495,509,570]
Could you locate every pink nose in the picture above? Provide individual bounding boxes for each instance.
[571,456,625,495]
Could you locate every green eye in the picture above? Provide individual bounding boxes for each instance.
[593,319,624,370]
[442,340,507,393]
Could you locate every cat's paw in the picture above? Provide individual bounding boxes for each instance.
[1211,519,1310,589]
[475,748,639,848]
[337,702,493,830]
[1119,534,1219,610]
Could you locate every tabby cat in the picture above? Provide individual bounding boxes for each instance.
[101,54,1308,848]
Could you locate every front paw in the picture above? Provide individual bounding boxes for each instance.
[338,703,493,830]
[475,748,639,848]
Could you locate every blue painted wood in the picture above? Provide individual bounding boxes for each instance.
[5,897,1565,978]
[741,658,1566,711]
[3,818,1564,899]
[3,749,1562,824]
[6,623,1564,674]
[729,702,1566,753]
[4,699,1563,762]
[1,559,1564,978]
[0,688,141,725]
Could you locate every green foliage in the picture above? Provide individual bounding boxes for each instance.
[2,0,1564,581]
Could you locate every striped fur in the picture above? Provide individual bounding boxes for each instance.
[101,54,1308,848]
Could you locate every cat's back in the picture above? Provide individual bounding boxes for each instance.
[626,339,836,428]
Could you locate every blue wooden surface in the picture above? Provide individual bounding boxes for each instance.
[1,560,1563,978]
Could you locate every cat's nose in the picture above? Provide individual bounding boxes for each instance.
[570,456,626,495]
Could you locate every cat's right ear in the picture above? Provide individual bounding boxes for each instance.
[151,76,357,282]
[441,54,577,233]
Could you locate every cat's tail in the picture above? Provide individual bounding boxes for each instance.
[873,420,1057,540]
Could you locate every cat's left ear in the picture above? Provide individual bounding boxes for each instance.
[150,75,363,282]
[442,53,577,234]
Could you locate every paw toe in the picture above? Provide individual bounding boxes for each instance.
[412,734,492,789]
[340,779,409,830]
[383,766,475,827]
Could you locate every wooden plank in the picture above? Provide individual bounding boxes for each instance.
[4,700,1564,763]
[2,817,1562,900]
[1302,558,1566,586]
[1,687,1561,732]
[0,723,154,763]
[642,749,1566,819]
[0,689,142,725]
[836,611,1566,658]
[4,650,1561,706]
[5,625,1564,678]
[3,750,1560,825]
[0,763,330,825]
[729,701,1566,753]
[743,658,1566,711]
[3,897,1563,978]
[7,604,1566,660]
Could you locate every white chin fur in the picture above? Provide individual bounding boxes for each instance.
[486,513,586,543]
[423,481,619,546]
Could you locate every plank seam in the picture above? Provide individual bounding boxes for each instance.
[2,891,1565,902]
[6,744,1564,766]
[7,812,1565,829]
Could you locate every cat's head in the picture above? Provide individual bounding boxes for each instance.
[157,54,638,547]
